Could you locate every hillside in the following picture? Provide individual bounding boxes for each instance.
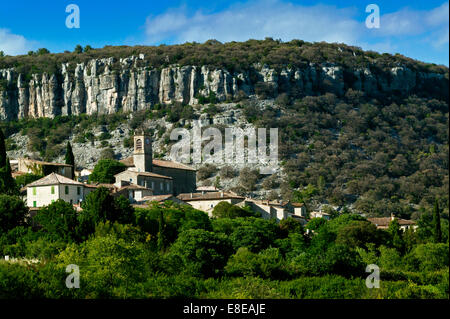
[1,39,449,218]
[0,39,448,120]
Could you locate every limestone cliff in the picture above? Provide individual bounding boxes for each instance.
[0,54,447,120]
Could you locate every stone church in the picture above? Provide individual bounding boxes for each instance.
[115,132,196,195]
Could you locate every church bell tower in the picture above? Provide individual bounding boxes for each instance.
[133,131,152,172]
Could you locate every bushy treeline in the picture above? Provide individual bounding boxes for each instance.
[0,187,448,299]
[1,39,447,79]
[248,92,449,218]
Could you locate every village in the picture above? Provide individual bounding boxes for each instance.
[10,132,417,231]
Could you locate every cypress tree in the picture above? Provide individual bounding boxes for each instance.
[157,210,165,251]
[65,141,75,179]
[433,198,442,243]
[0,129,6,168]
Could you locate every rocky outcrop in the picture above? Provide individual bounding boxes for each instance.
[0,55,447,120]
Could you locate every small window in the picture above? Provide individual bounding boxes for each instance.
[136,139,142,151]
[151,181,155,189]
[166,183,170,191]
[65,185,69,195]
[70,199,73,204]
[51,186,55,194]
[77,187,81,195]
[32,187,36,195]
[33,201,37,207]
[160,182,163,190]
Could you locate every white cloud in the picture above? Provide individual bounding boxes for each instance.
[369,1,449,49]
[143,0,449,55]
[0,28,34,55]
[145,0,362,45]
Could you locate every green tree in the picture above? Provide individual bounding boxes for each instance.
[0,158,17,195]
[388,219,405,252]
[211,201,257,219]
[433,198,442,243]
[64,141,75,179]
[170,229,233,277]
[0,129,6,168]
[89,159,126,183]
[73,44,83,54]
[78,188,133,239]
[0,195,28,233]
[34,200,80,242]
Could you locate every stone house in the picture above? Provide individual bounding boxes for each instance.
[25,173,85,208]
[17,158,73,179]
[114,170,173,195]
[367,214,417,231]
[177,191,245,215]
[310,211,331,220]
[240,199,307,224]
[119,132,196,195]
[113,184,154,203]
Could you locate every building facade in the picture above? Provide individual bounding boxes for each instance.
[25,173,84,208]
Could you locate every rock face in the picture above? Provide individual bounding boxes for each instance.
[0,55,447,120]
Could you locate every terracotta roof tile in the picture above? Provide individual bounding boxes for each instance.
[25,173,83,188]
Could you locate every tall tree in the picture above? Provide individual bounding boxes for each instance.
[65,141,75,179]
[0,129,17,194]
[0,129,6,168]
[433,198,442,243]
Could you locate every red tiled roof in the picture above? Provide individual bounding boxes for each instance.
[114,170,172,180]
[367,217,416,227]
[119,157,196,171]
[25,173,83,188]
[177,192,244,201]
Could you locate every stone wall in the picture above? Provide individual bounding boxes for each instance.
[1,55,447,120]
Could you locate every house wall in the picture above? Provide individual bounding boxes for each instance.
[115,171,173,195]
[186,198,243,215]
[152,166,196,195]
[137,176,173,195]
[18,159,73,179]
[58,184,84,205]
[27,185,60,207]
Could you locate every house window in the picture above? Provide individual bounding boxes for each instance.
[33,201,37,207]
[166,183,170,191]
[151,181,154,189]
[32,187,36,195]
[160,182,163,190]
[51,186,55,194]
[70,199,73,204]
[65,185,69,194]
[77,187,81,195]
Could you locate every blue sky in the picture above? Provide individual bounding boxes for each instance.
[0,0,448,65]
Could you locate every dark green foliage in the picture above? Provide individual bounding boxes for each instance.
[89,159,126,183]
[34,200,79,242]
[0,195,28,233]
[212,201,258,219]
[64,141,75,179]
[14,173,43,189]
[433,199,442,243]
[170,229,233,277]
[78,188,134,239]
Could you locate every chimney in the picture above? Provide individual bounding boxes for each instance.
[390,213,395,221]
[220,191,224,198]
[190,193,193,198]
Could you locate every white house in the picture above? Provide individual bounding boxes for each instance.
[25,173,85,208]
